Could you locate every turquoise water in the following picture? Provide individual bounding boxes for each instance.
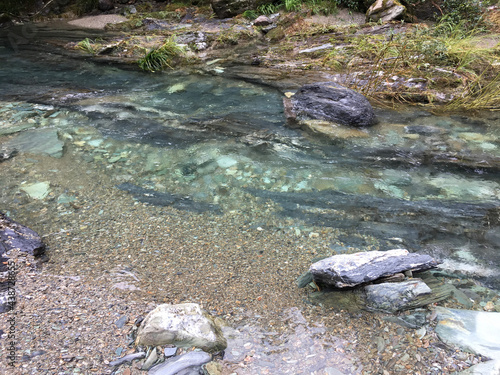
[1,27,500,289]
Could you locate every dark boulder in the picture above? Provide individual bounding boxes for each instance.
[210,0,256,19]
[290,82,377,127]
[0,212,45,257]
[98,0,114,11]
[1,212,46,313]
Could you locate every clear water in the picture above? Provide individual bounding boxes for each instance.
[2,37,499,285]
[1,23,500,373]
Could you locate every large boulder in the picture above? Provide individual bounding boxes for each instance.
[310,249,439,288]
[135,303,227,353]
[289,82,377,128]
[210,0,256,19]
[366,0,406,23]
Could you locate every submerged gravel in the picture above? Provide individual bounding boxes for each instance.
[0,149,489,374]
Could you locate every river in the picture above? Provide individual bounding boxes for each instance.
[1,22,499,374]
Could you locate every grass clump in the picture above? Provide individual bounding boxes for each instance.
[446,71,500,111]
[137,37,185,72]
[76,38,97,55]
[320,23,500,109]
[256,0,338,16]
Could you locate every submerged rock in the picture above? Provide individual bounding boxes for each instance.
[135,303,227,353]
[20,182,51,200]
[435,307,500,359]
[116,183,221,214]
[2,129,64,158]
[365,279,432,313]
[310,249,439,288]
[289,82,377,128]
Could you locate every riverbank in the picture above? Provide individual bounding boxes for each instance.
[56,5,500,112]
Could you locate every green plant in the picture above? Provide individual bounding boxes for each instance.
[137,37,185,72]
[76,38,96,55]
[242,9,259,20]
[437,0,486,32]
[258,3,280,15]
[74,0,99,15]
[0,0,37,15]
[445,70,500,111]
[308,0,338,15]
[285,0,302,12]
[334,0,362,11]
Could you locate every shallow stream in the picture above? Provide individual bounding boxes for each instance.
[1,23,500,374]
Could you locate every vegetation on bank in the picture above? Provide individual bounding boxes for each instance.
[44,0,500,111]
[137,37,186,71]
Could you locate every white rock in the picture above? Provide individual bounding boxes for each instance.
[20,181,51,200]
[135,303,227,353]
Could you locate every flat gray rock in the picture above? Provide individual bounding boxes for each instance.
[435,307,500,360]
[310,249,439,288]
[2,129,64,158]
[148,351,211,375]
[365,279,432,313]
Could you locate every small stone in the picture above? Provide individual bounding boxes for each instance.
[253,15,272,27]
[484,301,495,311]
[164,347,177,357]
[365,279,432,313]
[310,249,439,288]
[115,315,128,328]
[203,361,222,375]
[142,349,158,370]
[148,351,211,375]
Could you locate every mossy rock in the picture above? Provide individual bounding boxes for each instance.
[266,26,285,41]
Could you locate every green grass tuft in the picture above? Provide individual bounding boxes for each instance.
[76,38,96,55]
[137,37,185,72]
